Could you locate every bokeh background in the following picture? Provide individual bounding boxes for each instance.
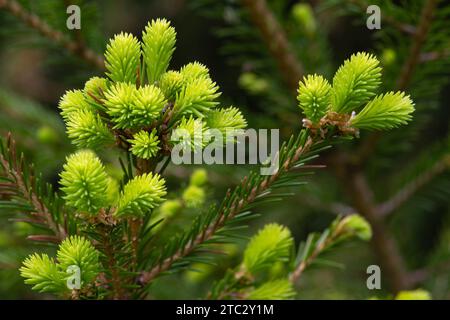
[0,0,449,299]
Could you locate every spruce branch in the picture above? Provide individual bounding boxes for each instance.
[289,229,336,284]
[20,235,101,297]
[142,19,177,84]
[248,279,295,300]
[19,253,66,294]
[105,32,141,84]
[326,0,440,294]
[138,132,320,285]
[289,214,371,284]
[241,0,304,93]
[0,133,67,241]
[0,0,104,69]
[243,223,294,274]
[137,50,416,289]
[115,173,167,218]
[208,223,297,300]
[350,92,414,130]
[331,52,381,114]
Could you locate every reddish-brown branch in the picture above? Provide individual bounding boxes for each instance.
[0,0,104,69]
[0,134,66,240]
[241,0,437,295]
[289,222,345,284]
[138,136,316,285]
[241,0,304,93]
[99,225,127,300]
[330,1,438,291]
[128,217,142,269]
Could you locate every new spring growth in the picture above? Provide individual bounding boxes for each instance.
[339,214,372,241]
[58,18,246,162]
[59,149,167,218]
[115,172,167,218]
[59,150,109,215]
[243,223,294,274]
[297,52,414,134]
[248,279,296,300]
[20,236,100,294]
[182,169,209,208]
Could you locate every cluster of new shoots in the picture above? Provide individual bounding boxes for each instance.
[297,52,414,135]
[20,236,100,296]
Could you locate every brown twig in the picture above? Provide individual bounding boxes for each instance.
[289,222,345,284]
[128,216,142,270]
[98,224,127,299]
[331,0,439,293]
[0,0,104,69]
[26,235,61,243]
[0,133,66,240]
[241,0,437,294]
[241,0,304,93]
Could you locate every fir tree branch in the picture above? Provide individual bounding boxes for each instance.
[241,0,304,93]
[138,135,317,285]
[377,154,450,218]
[0,133,67,241]
[236,0,429,294]
[0,0,104,69]
[289,221,344,284]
